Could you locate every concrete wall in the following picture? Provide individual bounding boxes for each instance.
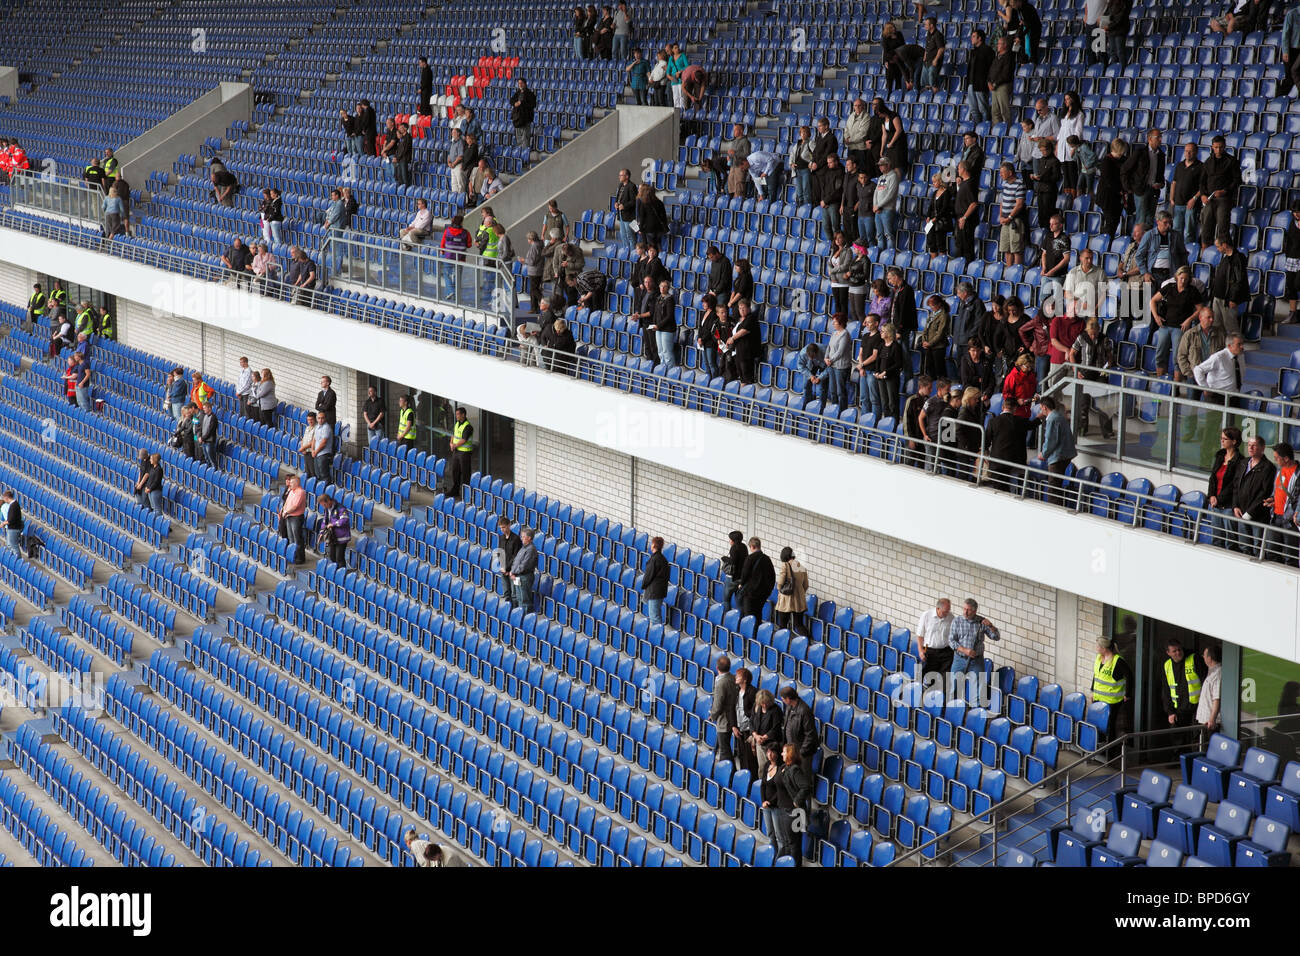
[465,106,678,237]
[0,67,17,106]
[0,233,1295,662]
[118,82,253,184]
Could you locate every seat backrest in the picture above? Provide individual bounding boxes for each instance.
[1206,733,1241,768]
[1249,816,1290,852]
[1072,806,1107,840]
[1212,801,1251,838]
[1241,747,1280,782]
[1106,823,1141,856]
[1172,783,1207,818]
[1146,839,1183,867]
[1137,769,1172,804]
[1280,760,1300,796]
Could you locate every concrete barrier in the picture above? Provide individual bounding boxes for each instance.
[116,82,253,183]
[464,106,678,239]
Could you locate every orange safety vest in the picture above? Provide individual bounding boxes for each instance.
[191,381,213,407]
[1274,463,1298,516]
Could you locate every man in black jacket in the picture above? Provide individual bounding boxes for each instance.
[613,168,638,248]
[779,687,818,776]
[965,28,995,126]
[630,243,669,291]
[360,99,378,156]
[510,78,537,153]
[417,56,433,116]
[1122,128,1166,229]
[1171,142,1203,247]
[631,274,660,365]
[777,743,812,866]
[1198,136,1241,248]
[738,536,775,621]
[1233,435,1276,554]
[817,153,845,241]
[393,123,413,186]
[732,667,758,775]
[641,535,670,625]
[988,35,1016,125]
[709,656,739,763]
[196,402,220,469]
[985,407,1032,491]
[497,517,522,605]
[705,246,732,300]
[723,530,746,609]
[1209,237,1248,336]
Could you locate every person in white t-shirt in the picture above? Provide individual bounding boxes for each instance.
[1196,645,1222,734]
[405,829,446,867]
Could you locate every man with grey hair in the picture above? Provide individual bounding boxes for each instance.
[915,597,954,684]
[447,126,466,193]
[1031,98,1059,140]
[508,527,538,610]
[708,655,739,763]
[1193,332,1247,403]
[842,97,871,172]
[948,599,1000,694]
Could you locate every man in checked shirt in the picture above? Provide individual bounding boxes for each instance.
[948,598,1000,696]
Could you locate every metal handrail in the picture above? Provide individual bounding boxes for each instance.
[2,205,1299,563]
[890,723,1200,867]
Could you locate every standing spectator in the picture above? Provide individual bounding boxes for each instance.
[298,411,321,476]
[954,160,980,261]
[358,100,377,156]
[985,397,1033,490]
[625,47,649,104]
[807,116,838,196]
[1175,306,1224,403]
[880,22,907,92]
[789,126,814,205]
[635,185,668,251]
[448,406,475,497]
[1063,247,1105,322]
[728,258,754,312]
[571,5,588,57]
[1070,317,1116,438]
[1281,202,1300,325]
[253,368,277,428]
[648,50,669,105]
[1122,128,1166,229]
[817,154,845,240]
[706,245,733,302]
[842,98,871,172]
[779,687,818,778]
[1208,237,1248,336]
[731,668,758,775]
[192,402,218,468]
[1207,426,1246,549]
[632,276,661,366]
[315,375,337,435]
[709,656,739,763]
[286,246,318,306]
[729,300,762,385]
[1101,0,1132,67]
[920,17,946,90]
[251,242,280,294]
[510,78,537,153]
[876,99,909,172]
[166,368,188,422]
[1029,137,1061,228]
[1041,213,1071,292]
[391,123,413,186]
[1232,436,1276,555]
[798,341,828,407]
[446,128,467,194]
[855,314,883,417]
[593,5,614,58]
[824,313,853,408]
[738,537,775,622]
[508,528,538,610]
[1096,138,1127,237]
[1138,211,1190,291]
[667,43,689,109]
[363,385,384,443]
[988,36,1016,125]
[994,161,1027,266]
[519,231,546,312]
[1197,645,1223,735]
[846,241,870,323]
[772,547,808,636]
[1263,443,1300,562]
[233,357,253,419]
[140,453,164,513]
[496,517,522,605]
[872,158,900,249]
[1145,266,1200,376]
[641,535,670,625]
[1037,396,1076,505]
[279,474,307,564]
[74,354,93,412]
[826,233,851,315]
[875,323,907,419]
[916,598,954,684]
[760,742,791,860]
[925,171,955,257]
[259,188,284,246]
[965,28,995,125]
[0,491,24,557]
[1284,0,1300,96]
[778,743,812,865]
[651,278,677,368]
[459,133,481,200]
[613,168,638,248]
[221,237,253,287]
[612,2,631,61]
[315,493,351,564]
[948,598,999,684]
[1169,142,1203,246]
[102,183,126,238]
[1198,135,1241,248]
[751,690,783,779]
[919,294,951,379]
[417,56,433,116]
[1056,92,1086,201]
[723,530,747,609]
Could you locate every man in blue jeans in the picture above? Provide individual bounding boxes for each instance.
[641,535,669,625]
[948,597,999,701]
[509,527,538,610]
[0,491,24,557]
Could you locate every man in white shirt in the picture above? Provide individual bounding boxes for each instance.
[1192,333,1246,398]
[1062,247,1104,319]
[1196,645,1222,734]
[746,149,781,200]
[311,414,334,482]
[298,411,321,476]
[915,597,954,682]
[400,198,432,249]
[235,356,254,418]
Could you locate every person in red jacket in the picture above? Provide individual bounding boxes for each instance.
[1001,351,1037,418]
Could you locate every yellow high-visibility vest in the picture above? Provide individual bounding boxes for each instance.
[1092,653,1126,706]
[397,407,415,440]
[1165,656,1201,709]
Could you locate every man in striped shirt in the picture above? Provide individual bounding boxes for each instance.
[995,161,1026,266]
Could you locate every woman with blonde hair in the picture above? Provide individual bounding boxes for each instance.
[956,385,985,478]
[254,368,278,428]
